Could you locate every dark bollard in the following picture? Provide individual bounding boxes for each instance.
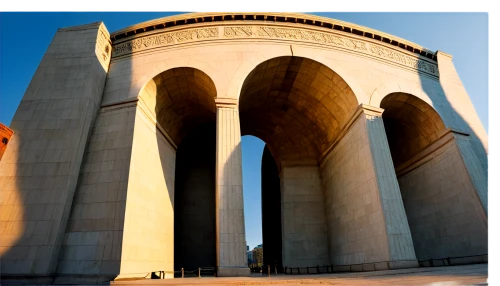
[151,272,159,279]
[317,265,320,274]
[268,265,271,277]
[285,266,288,275]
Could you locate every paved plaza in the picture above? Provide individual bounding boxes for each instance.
[106,264,487,286]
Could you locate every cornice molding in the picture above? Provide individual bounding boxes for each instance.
[111,23,438,77]
[110,12,436,61]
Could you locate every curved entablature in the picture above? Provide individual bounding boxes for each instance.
[109,13,438,77]
[111,13,436,60]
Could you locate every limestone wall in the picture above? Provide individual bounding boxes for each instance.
[57,103,136,283]
[280,165,329,268]
[397,136,487,261]
[0,22,111,278]
[119,103,176,278]
[436,52,488,174]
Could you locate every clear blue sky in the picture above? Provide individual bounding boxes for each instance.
[0,12,488,250]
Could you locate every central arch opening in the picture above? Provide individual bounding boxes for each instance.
[239,56,359,269]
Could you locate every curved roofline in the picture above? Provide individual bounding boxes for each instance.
[109,12,436,60]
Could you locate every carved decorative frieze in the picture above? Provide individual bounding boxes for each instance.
[224,26,253,37]
[252,26,437,76]
[256,26,368,53]
[369,45,437,75]
[113,27,218,56]
[112,25,438,76]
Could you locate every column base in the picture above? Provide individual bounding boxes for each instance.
[217,266,250,277]
[389,260,419,270]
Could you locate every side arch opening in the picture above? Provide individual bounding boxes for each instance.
[381,92,487,264]
[137,67,218,276]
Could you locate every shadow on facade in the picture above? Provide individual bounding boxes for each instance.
[380,53,488,266]
[172,122,216,273]
[261,145,283,273]
[0,23,109,283]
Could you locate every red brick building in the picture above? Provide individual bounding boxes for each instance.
[0,123,13,161]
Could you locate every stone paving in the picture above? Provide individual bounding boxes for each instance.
[108,264,488,286]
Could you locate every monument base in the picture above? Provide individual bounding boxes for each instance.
[331,259,420,273]
[389,260,420,270]
[217,266,251,277]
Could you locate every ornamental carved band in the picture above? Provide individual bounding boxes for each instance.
[112,25,438,76]
[113,27,219,55]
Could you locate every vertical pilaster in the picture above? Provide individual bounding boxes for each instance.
[363,105,418,268]
[215,98,250,277]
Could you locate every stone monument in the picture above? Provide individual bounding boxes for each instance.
[0,13,488,284]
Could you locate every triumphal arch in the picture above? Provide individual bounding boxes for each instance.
[0,13,488,284]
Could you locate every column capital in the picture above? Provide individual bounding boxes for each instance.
[359,104,384,117]
[215,97,238,108]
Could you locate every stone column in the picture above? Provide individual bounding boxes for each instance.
[321,104,418,270]
[215,98,250,277]
[364,105,418,268]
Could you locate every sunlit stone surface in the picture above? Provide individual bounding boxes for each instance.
[0,13,487,284]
